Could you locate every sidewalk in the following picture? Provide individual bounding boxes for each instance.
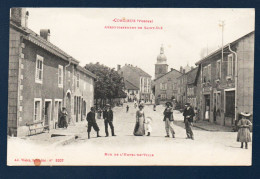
[193,121,233,132]
[16,121,89,146]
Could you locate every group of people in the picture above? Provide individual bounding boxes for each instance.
[85,101,252,149]
[86,104,116,139]
[133,101,195,140]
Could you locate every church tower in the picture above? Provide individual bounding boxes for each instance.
[155,44,168,79]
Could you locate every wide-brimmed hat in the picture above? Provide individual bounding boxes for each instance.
[185,103,190,106]
[106,104,110,107]
[240,112,251,117]
[166,102,172,106]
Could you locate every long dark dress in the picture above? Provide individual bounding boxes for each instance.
[237,118,252,142]
[59,111,68,128]
[133,110,145,136]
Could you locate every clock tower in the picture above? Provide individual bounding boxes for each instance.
[155,45,168,79]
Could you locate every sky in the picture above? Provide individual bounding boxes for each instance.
[26,8,255,79]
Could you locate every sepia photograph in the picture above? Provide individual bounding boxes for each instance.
[7,8,254,166]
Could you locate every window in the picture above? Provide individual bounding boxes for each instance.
[160,83,167,90]
[203,66,207,83]
[161,94,167,99]
[77,73,80,88]
[35,55,43,83]
[203,64,211,83]
[216,60,221,79]
[208,64,211,82]
[68,71,71,86]
[34,98,42,121]
[214,92,221,113]
[58,65,63,88]
[227,54,233,76]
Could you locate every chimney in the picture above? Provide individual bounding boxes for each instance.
[117,64,121,71]
[25,11,29,27]
[40,29,50,41]
[180,66,183,73]
[11,8,29,28]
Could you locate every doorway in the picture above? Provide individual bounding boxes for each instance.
[54,100,62,129]
[225,90,235,126]
[44,100,52,127]
[204,95,210,121]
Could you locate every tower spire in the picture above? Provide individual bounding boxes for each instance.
[160,44,164,54]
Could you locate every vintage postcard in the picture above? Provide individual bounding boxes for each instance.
[7,8,254,166]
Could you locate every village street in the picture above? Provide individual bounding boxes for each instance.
[68,103,252,165]
[7,102,251,166]
[71,103,251,154]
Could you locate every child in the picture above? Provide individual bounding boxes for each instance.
[237,112,252,149]
[145,117,152,136]
[126,105,129,113]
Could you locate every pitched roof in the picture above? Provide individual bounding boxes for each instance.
[76,65,96,79]
[124,80,139,90]
[10,22,97,79]
[195,31,254,65]
[124,65,151,77]
[154,68,182,81]
[186,67,199,84]
[10,21,79,64]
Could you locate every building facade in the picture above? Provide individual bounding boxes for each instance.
[154,45,182,104]
[195,31,254,126]
[124,80,139,102]
[186,67,199,108]
[154,69,182,104]
[118,64,152,102]
[8,8,96,137]
[176,72,187,108]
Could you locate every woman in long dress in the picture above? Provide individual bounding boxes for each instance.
[59,107,68,129]
[133,104,145,136]
[237,112,252,149]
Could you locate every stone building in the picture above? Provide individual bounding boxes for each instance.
[8,8,96,136]
[195,31,254,126]
[176,71,187,108]
[186,67,199,108]
[124,80,139,102]
[154,69,182,104]
[154,45,182,104]
[118,64,152,102]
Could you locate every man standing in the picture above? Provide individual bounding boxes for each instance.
[183,103,195,140]
[163,102,175,138]
[86,107,101,139]
[103,104,116,137]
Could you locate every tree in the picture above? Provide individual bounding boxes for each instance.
[84,62,126,107]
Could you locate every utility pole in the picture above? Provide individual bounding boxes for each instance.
[219,21,225,62]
